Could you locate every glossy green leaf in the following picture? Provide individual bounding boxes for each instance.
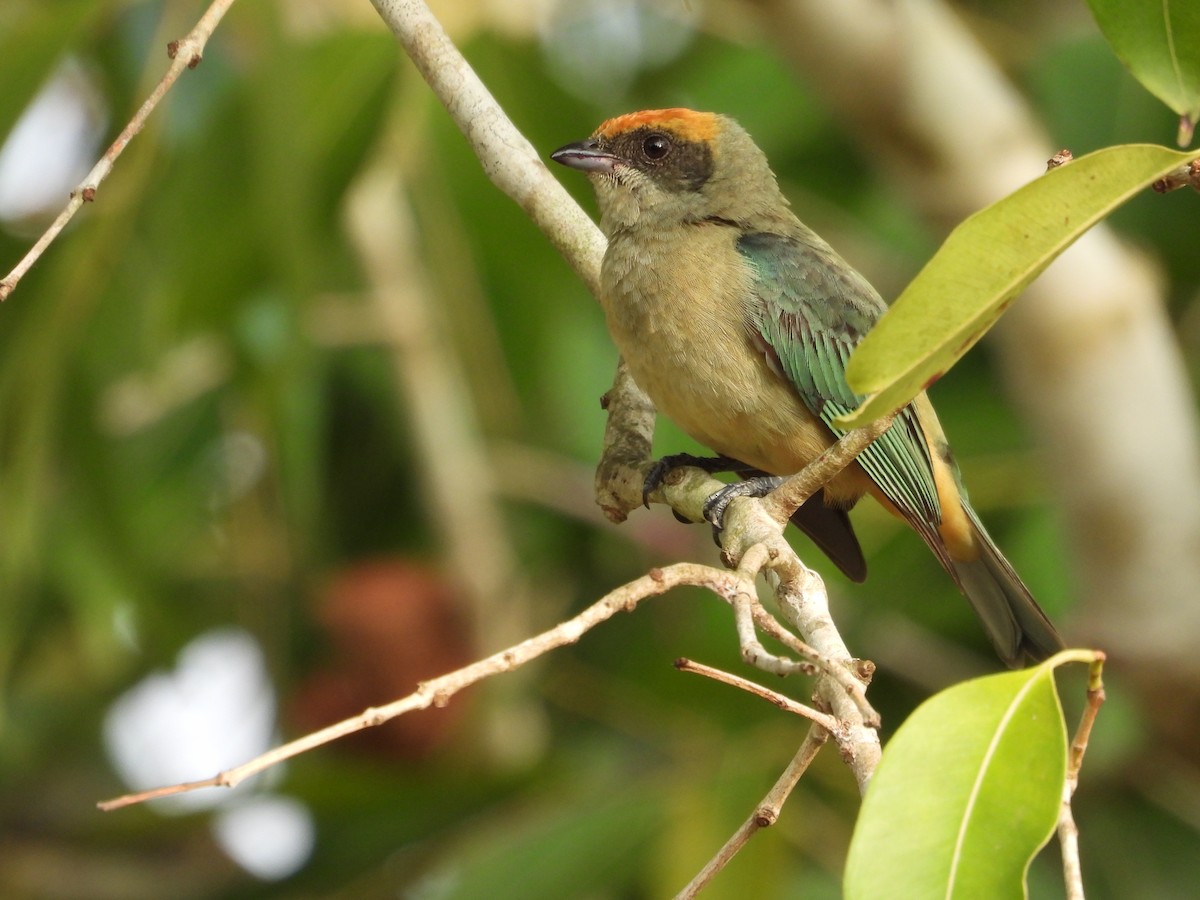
[1086,0,1200,144]
[845,665,1067,900]
[835,144,1194,428]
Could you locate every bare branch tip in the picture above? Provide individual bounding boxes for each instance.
[1046,149,1073,171]
[600,503,628,524]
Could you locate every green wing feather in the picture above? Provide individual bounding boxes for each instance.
[737,230,1063,664]
[736,230,940,528]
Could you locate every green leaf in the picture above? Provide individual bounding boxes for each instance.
[1086,0,1200,145]
[835,144,1194,428]
[844,665,1067,900]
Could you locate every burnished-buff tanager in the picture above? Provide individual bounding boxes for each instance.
[551,108,1062,666]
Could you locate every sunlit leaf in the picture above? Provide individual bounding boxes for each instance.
[844,664,1067,900]
[1086,0,1200,145]
[835,144,1194,428]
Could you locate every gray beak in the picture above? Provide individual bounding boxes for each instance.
[550,139,619,174]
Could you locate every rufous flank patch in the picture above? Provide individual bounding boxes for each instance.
[595,108,720,143]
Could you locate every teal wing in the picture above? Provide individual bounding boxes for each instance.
[736,230,940,531]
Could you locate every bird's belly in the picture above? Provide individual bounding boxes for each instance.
[613,314,869,504]
[600,228,871,505]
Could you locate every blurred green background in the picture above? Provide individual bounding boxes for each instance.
[1,1,1197,897]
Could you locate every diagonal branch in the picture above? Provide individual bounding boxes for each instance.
[367,0,606,296]
[99,561,747,811]
[0,0,240,302]
[676,727,829,900]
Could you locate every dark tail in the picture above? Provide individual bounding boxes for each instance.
[789,488,867,583]
[939,503,1063,667]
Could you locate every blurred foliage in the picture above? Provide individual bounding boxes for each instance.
[1083,0,1200,143]
[0,1,1197,898]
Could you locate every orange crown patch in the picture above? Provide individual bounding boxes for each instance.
[595,108,720,143]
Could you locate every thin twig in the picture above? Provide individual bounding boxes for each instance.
[751,604,878,727]
[768,545,881,790]
[759,412,896,526]
[1058,800,1084,900]
[674,658,838,730]
[0,0,240,302]
[731,541,880,726]
[675,727,829,899]
[99,561,740,810]
[1058,652,1107,899]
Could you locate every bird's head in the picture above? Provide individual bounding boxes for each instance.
[551,108,788,234]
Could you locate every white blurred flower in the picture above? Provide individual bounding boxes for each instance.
[104,628,276,813]
[539,0,700,101]
[0,59,106,225]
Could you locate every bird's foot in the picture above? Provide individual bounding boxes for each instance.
[702,475,784,531]
[642,453,745,509]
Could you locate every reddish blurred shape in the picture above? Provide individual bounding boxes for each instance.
[291,559,473,759]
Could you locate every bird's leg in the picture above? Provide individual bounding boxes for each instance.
[702,476,785,530]
[642,452,749,509]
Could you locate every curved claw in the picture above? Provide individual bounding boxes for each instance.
[701,475,784,530]
[642,458,674,508]
[642,452,742,508]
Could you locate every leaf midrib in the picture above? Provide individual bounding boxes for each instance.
[944,672,1045,900]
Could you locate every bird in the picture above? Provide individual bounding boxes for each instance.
[550,108,1063,666]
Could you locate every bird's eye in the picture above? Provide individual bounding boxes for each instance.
[642,134,671,160]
